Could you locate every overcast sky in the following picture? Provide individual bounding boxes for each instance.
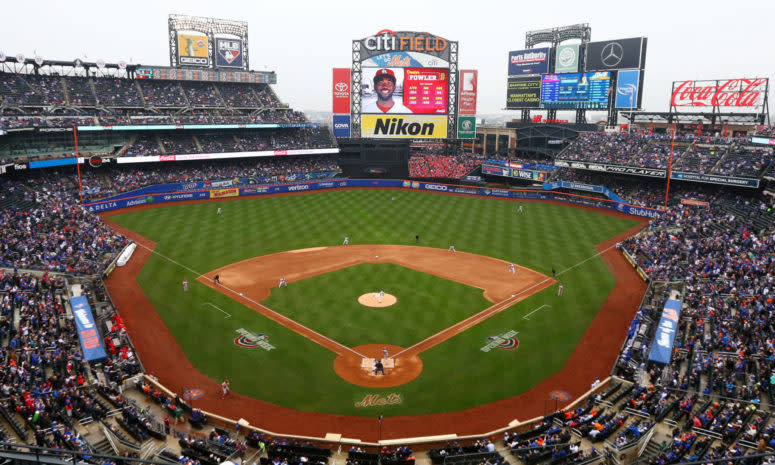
[3,0,773,116]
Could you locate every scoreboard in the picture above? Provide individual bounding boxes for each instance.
[540,71,611,109]
[403,68,448,114]
[135,66,276,84]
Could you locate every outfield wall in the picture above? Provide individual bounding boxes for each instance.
[84,179,663,218]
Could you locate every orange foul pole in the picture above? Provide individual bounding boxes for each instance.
[73,125,83,204]
[664,121,677,209]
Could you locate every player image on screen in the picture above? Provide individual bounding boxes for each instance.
[362,68,410,114]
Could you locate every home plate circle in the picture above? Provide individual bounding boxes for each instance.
[358,292,397,307]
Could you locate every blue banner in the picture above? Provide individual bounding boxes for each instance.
[542,181,626,203]
[508,48,550,76]
[77,123,311,131]
[84,178,655,217]
[615,69,640,109]
[333,114,351,138]
[30,158,78,169]
[70,296,108,361]
[648,299,682,364]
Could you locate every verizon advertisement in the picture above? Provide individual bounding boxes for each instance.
[458,69,478,115]
[332,68,351,114]
[670,78,768,109]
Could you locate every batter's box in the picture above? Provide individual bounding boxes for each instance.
[361,357,395,369]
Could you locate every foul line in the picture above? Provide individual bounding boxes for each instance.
[129,241,367,359]
[523,304,551,320]
[203,302,231,319]
[393,242,620,358]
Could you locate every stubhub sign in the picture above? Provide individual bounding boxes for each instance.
[333,114,351,138]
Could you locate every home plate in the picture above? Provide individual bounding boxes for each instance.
[361,357,395,369]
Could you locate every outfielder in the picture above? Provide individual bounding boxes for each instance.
[217,207,222,215]
[558,283,564,296]
[182,279,189,292]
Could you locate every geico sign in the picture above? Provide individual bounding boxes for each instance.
[425,184,447,191]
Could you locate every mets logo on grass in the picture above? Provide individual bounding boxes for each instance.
[480,330,519,352]
[355,393,402,407]
[234,328,275,351]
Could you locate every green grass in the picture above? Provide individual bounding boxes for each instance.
[109,189,639,416]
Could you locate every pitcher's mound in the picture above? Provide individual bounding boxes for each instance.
[358,292,397,307]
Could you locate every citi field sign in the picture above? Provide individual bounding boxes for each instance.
[357,30,452,63]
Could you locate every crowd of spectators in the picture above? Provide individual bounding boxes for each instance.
[0,71,304,129]
[408,148,483,179]
[560,131,774,177]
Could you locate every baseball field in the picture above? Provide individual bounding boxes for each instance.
[104,188,647,437]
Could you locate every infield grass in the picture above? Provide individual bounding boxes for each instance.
[109,189,640,416]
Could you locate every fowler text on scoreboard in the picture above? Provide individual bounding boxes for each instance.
[403,68,447,114]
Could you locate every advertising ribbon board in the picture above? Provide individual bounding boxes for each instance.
[70,296,108,361]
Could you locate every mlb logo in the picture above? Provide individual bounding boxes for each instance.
[218,39,242,64]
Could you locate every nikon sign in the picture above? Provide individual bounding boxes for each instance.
[361,115,448,139]
[457,116,476,139]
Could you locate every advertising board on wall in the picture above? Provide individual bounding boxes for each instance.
[506,76,541,109]
[585,37,646,71]
[508,48,550,76]
[457,116,476,139]
[615,69,641,109]
[215,38,243,68]
[177,32,210,66]
[357,30,451,64]
[333,114,351,138]
[554,44,579,73]
[361,115,447,139]
[458,70,478,115]
[332,68,351,114]
[670,78,768,109]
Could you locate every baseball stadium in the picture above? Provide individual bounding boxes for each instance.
[0,10,774,465]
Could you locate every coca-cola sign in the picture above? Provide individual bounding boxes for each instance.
[671,78,767,108]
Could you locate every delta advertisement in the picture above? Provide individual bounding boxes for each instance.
[70,296,108,361]
[84,179,662,219]
[177,32,210,66]
[332,68,351,114]
[361,115,448,139]
[508,48,550,76]
[648,298,682,364]
[215,38,243,68]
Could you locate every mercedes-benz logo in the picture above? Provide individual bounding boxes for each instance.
[600,42,623,68]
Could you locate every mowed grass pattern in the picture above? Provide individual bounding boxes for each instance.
[109,189,640,416]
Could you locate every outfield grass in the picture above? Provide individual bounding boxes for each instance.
[109,189,639,416]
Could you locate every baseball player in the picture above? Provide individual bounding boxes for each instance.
[448,245,456,252]
[517,205,524,213]
[378,289,385,303]
[182,279,189,292]
[217,207,222,215]
[213,274,221,285]
[508,263,516,274]
[558,283,564,296]
[343,236,349,245]
[221,379,230,399]
[278,277,287,287]
[382,346,389,360]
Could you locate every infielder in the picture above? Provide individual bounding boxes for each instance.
[278,277,287,287]
[448,245,456,252]
[182,279,189,292]
[343,236,349,245]
[508,263,516,274]
[217,207,222,215]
